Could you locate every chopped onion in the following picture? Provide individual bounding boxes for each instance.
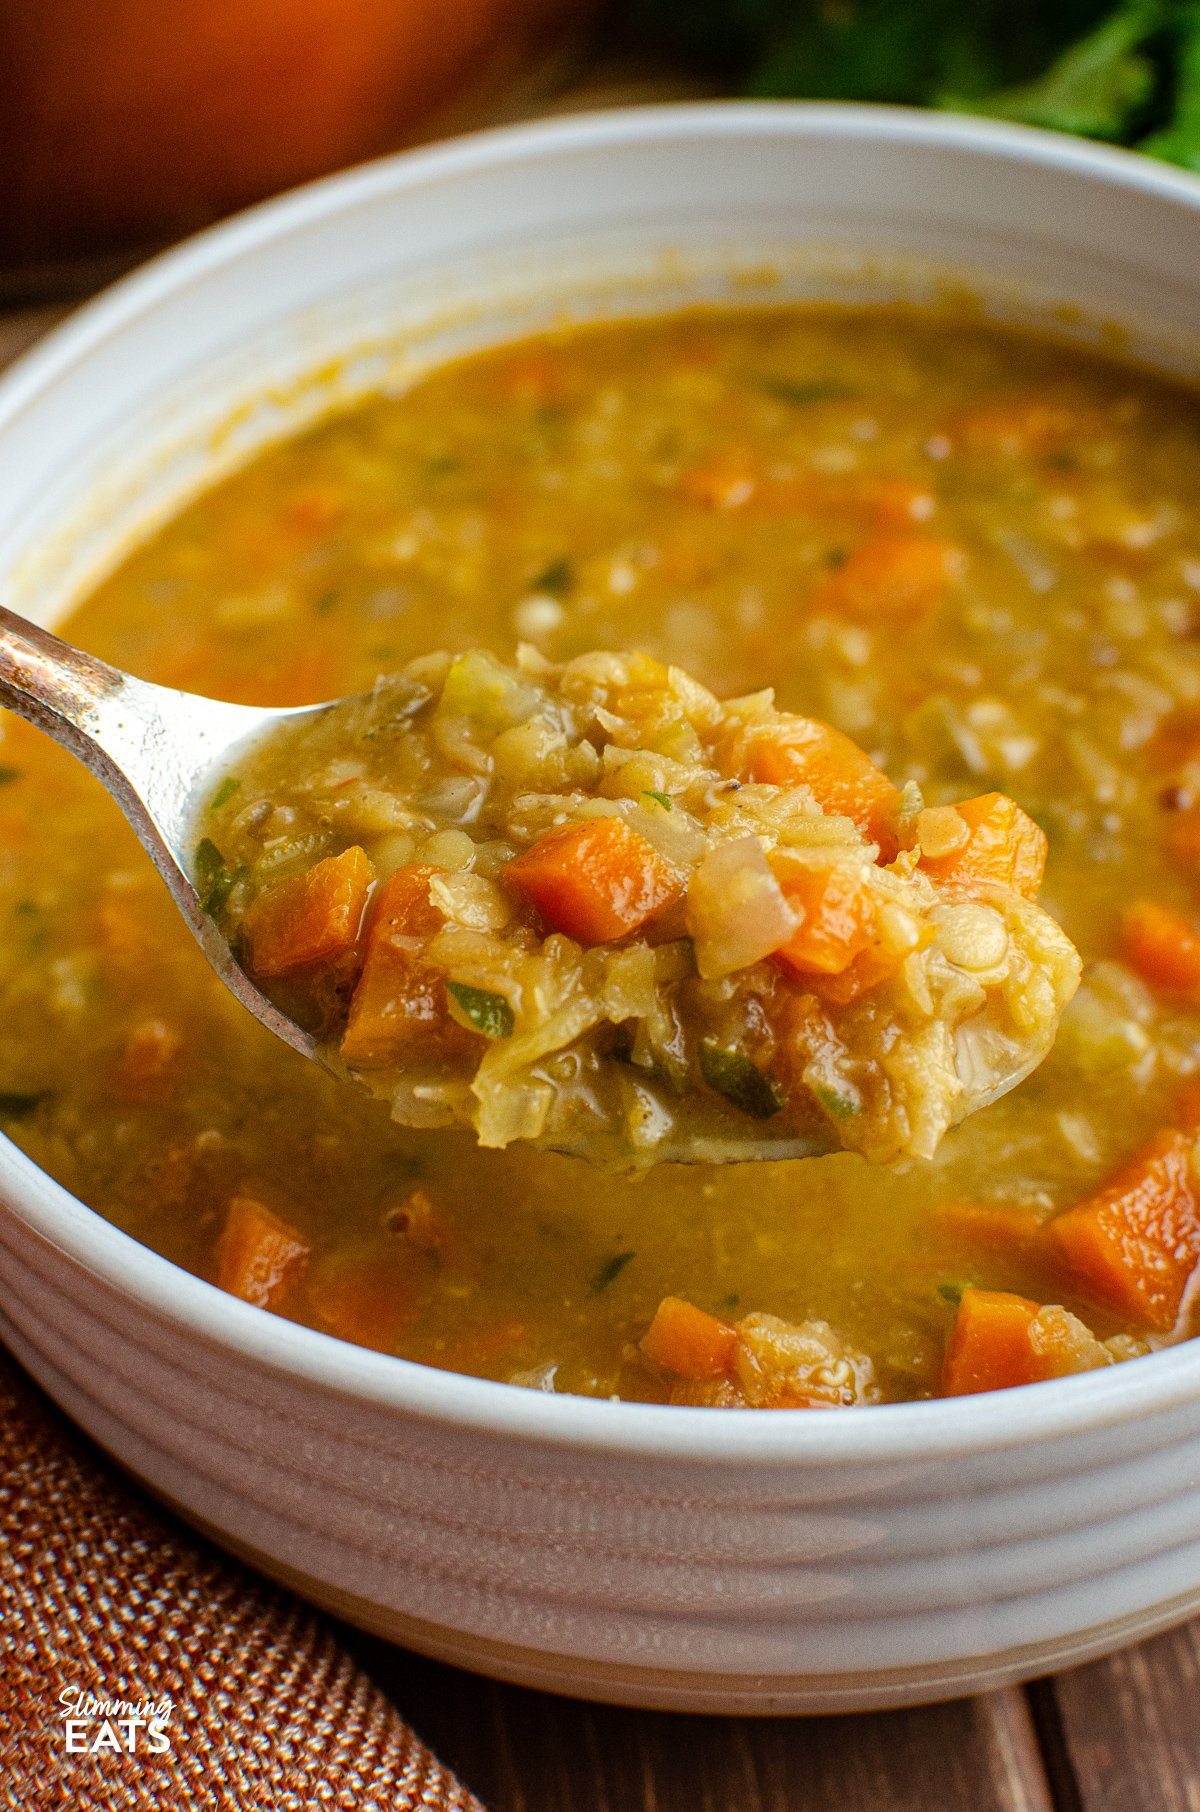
[686,836,799,979]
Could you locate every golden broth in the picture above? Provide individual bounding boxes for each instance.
[4,306,1200,1400]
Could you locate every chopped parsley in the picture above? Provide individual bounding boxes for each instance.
[446,981,515,1040]
[699,1041,784,1120]
[590,1250,636,1293]
[209,776,241,812]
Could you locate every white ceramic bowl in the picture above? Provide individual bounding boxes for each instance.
[4,104,1200,1715]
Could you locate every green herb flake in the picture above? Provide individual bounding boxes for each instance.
[641,789,673,811]
[194,837,239,916]
[938,1281,971,1306]
[313,588,339,616]
[0,765,22,785]
[813,1083,862,1122]
[760,377,854,406]
[446,981,515,1040]
[699,1040,784,1120]
[531,557,573,595]
[209,776,241,812]
[720,1292,741,1313]
[591,1250,636,1294]
[0,1090,48,1120]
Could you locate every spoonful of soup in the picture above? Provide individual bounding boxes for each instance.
[0,609,1080,1167]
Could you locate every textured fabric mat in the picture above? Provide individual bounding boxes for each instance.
[0,1345,485,1811]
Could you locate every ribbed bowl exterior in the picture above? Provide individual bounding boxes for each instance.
[3,106,1200,1710]
[5,1193,1200,1710]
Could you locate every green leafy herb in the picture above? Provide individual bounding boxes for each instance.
[641,789,673,811]
[955,1,1158,139]
[760,376,854,405]
[194,837,240,916]
[0,1091,48,1120]
[813,1083,863,1121]
[624,0,1200,175]
[699,1040,785,1119]
[209,776,241,812]
[531,557,573,595]
[0,765,22,785]
[446,981,515,1039]
[591,1250,636,1293]
[938,1281,972,1305]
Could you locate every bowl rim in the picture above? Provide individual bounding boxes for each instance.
[5,97,1200,1467]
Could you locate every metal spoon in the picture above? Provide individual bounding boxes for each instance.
[0,605,1045,1166]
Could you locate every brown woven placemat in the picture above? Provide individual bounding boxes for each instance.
[0,1345,485,1811]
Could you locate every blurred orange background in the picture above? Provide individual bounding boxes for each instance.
[0,0,596,269]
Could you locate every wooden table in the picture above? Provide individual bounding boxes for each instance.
[6,262,1200,1812]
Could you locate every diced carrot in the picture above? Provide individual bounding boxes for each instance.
[364,862,445,940]
[917,792,1047,901]
[341,864,476,1070]
[1049,1130,1200,1330]
[933,1199,1047,1262]
[491,348,567,408]
[282,484,343,537]
[769,858,879,977]
[1173,1076,1200,1139]
[244,845,374,980]
[679,463,934,528]
[809,534,962,621]
[949,399,1081,457]
[1121,900,1200,994]
[807,941,904,1005]
[641,1296,739,1379]
[504,817,683,945]
[942,1289,1044,1394]
[1149,703,1200,772]
[216,1194,310,1309]
[117,1016,184,1099]
[727,713,900,855]
[1166,808,1200,872]
[679,457,757,510]
[306,1244,413,1352]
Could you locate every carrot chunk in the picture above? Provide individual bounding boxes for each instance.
[504,817,682,945]
[809,535,961,621]
[341,863,476,1070]
[949,399,1081,456]
[216,1195,310,1309]
[1165,807,1200,873]
[770,858,879,977]
[364,862,445,940]
[942,1289,1045,1395]
[933,1199,1046,1263]
[729,714,900,854]
[306,1244,413,1352]
[917,792,1046,901]
[1173,1076,1200,1139]
[243,845,374,979]
[1049,1130,1200,1330]
[1121,900,1200,994]
[641,1296,739,1379]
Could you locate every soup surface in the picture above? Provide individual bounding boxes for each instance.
[4,305,1200,1403]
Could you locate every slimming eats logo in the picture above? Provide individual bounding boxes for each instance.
[57,1686,174,1755]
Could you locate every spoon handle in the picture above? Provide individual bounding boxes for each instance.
[0,602,136,772]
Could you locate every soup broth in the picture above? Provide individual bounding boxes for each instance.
[4,306,1200,1402]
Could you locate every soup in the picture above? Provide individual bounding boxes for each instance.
[3,305,1200,1404]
